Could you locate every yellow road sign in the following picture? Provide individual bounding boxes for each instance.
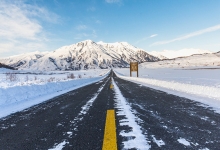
[130,62,139,77]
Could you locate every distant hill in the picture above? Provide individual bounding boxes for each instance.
[147,51,168,60]
[149,48,212,59]
[140,51,220,68]
[0,40,159,71]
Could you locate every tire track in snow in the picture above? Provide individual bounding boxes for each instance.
[112,78,151,150]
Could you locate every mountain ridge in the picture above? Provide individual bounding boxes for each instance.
[0,40,159,71]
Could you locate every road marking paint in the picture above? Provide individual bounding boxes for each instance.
[102,110,117,150]
[110,84,114,89]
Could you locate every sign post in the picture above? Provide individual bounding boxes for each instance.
[130,62,138,77]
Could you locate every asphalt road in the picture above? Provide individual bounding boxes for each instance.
[0,71,219,150]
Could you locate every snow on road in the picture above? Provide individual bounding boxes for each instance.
[0,69,110,119]
[71,79,108,127]
[48,141,69,150]
[114,68,220,113]
[152,135,165,147]
[49,79,108,149]
[177,138,191,146]
[112,78,151,150]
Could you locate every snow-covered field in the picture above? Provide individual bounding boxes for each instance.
[0,68,108,88]
[1,66,220,120]
[114,68,220,113]
[0,68,110,118]
[140,51,220,68]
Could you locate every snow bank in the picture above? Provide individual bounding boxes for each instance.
[114,70,220,113]
[0,70,110,119]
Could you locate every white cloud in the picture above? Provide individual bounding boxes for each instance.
[135,34,158,44]
[76,25,88,30]
[87,6,96,11]
[0,0,59,57]
[74,30,97,40]
[96,20,102,24]
[135,37,148,44]
[105,0,121,3]
[0,42,15,53]
[0,41,47,58]
[151,24,220,46]
[150,34,158,38]
[29,7,59,24]
[74,24,97,40]
[0,2,42,40]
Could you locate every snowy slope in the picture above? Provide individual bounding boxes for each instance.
[0,40,159,71]
[149,48,212,59]
[98,41,159,63]
[0,51,48,69]
[140,51,220,68]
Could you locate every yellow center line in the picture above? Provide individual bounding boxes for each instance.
[102,110,117,150]
[110,83,114,89]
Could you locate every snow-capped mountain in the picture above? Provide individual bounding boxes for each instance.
[97,41,158,62]
[149,48,212,59]
[0,51,49,69]
[140,51,220,68]
[0,40,159,71]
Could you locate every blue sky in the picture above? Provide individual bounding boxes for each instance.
[0,0,220,57]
